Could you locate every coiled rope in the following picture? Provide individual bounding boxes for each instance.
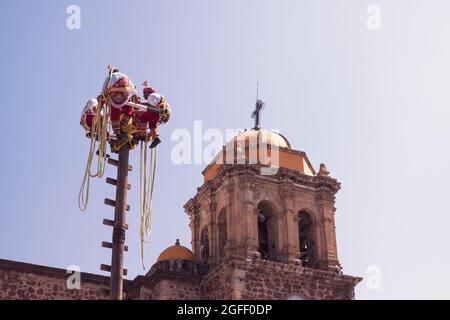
[78,69,114,212]
[139,140,157,269]
[77,102,110,212]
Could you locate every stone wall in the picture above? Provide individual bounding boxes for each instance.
[0,257,361,300]
[201,261,235,299]
[133,260,203,300]
[0,259,110,300]
[201,257,361,300]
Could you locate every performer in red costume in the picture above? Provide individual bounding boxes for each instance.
[80,98,99,137]
[133,83,171,148]
[102,68,139,136]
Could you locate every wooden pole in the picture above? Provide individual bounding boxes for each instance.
[109,144,130,300]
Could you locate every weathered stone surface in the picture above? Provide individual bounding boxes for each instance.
[0,259,110,300]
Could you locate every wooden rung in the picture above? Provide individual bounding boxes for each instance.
[104,198,116,207]
[106,177,131,190]
[102,241,112,249]
[102,218,114,227]
[100,264,111,272]
[102,241,128,252]
[102,219,128,230]
[104,199,130,211]
[107,158,132,171]
[100,264,127,276]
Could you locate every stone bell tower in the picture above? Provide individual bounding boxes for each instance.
[184,122,362,299]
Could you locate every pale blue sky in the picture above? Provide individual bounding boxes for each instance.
[1,0,450,299]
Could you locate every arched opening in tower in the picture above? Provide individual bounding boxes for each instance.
[200,227,210,263]
[257,201,278,261]
[218,209,227,259]
[298,211,316,268]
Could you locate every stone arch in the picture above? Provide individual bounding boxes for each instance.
[298,210,317,268]
[217,208,227,259]
[257,200,279,261]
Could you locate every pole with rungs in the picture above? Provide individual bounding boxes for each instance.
[109,144,130,300]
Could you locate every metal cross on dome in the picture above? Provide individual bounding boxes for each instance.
[251,82,265,130]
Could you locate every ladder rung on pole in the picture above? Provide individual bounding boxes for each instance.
[100,264,127,276]
[107,158,132,171]
[104,198,130,211]
[102,241,128,252]
[106,177,131,190]
[102,219,128,230]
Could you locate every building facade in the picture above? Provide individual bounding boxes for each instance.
[0,129,361,300]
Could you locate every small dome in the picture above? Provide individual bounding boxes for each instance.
[156,239,195,263]
[230,129,291,149]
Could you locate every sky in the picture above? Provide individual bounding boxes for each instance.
[0,0,450,300]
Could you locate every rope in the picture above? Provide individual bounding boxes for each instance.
[77,130,94,211]
[139,140,157,269]
[78,111,100,211]
[78,68,113,212]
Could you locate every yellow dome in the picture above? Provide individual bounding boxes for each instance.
[203,128,316,181]
[230,129,291,149]
[156,239,194,263]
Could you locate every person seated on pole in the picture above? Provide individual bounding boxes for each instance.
[80,98,100,138]
[133,82,171,148]
[102,68,138,138]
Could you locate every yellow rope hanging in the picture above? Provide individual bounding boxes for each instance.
[139,140,157,269]
[90,102,109,178]
[77,122,95,211]
[78,101,110,212]
[78,67,114,212]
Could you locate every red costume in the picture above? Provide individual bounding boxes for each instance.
[80,98,99,135]
[133,86,170,143]
[102,71,138,135]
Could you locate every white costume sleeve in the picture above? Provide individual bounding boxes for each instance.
[82,99,98,116]
[148,93,162,107]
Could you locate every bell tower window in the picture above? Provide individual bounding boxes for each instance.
[200,227,210,263]
[257,201,278,261]
[257,213,269,259]
[298,211,316,268]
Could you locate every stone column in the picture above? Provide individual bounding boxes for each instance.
[208,194,218,264]
[316,191,341,270]
[242,180,259,259]
[280,185,299,263]
[225,180,239,256]
[286,210,301,263]
[187,205,200,261]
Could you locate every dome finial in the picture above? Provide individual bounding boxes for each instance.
[252,99,265,130]
[251,82,265,130]
[175,239,180,246]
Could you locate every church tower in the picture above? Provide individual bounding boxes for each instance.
[184,108,361,299]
